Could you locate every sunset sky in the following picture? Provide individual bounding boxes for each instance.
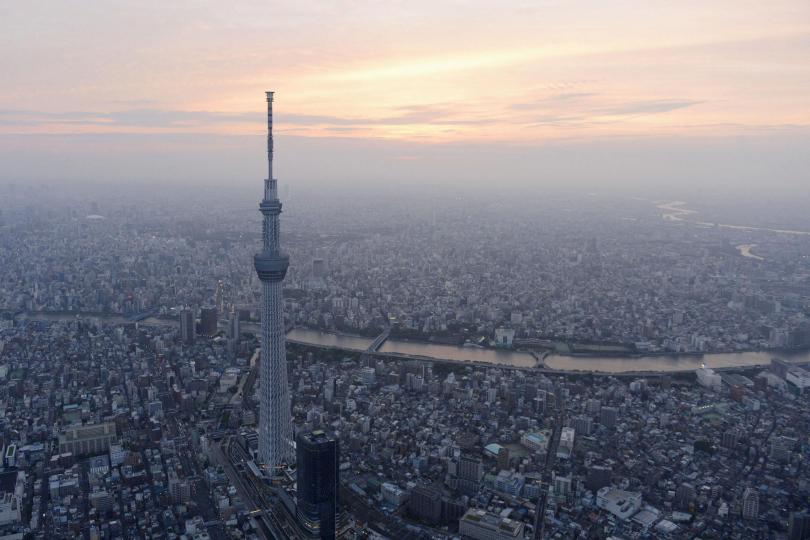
[2,0,809,191]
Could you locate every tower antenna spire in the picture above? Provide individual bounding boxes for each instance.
[265,91,274,200]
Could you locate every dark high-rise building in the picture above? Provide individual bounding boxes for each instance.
[789,512,810,540]
[586,398,601,415]
[771,358,791,379]
[585,465,612,491]
[229,313,241,341]
[722,428,739,449]
[199,306,218,336]
[441,496,467,524]
[179,308,194,344]
[497,447,510,471]
[227,313,241,357]
[297,430,339,540]
[572,415,593,436]
[770,435,797,463]
[408,485,442,525]
[600,406,618,428]
[676,482,696,510]
[457,454,483,495]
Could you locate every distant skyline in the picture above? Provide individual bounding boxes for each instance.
[1,1,809,193]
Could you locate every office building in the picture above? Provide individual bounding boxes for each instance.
[676,483,695,510]
[381,482,407,506]
[722,428,739,449]
[458,455,483,483]
[297,430,339,539]
[229,313,241,341]
[596,487,642,520]
[494,470,525,497]
[169,473,192,504]
[789,512,810,540]
[742,487,759,520]
[57,422,117,456]
[442,497,467,524]
[457,454,483,495]
[494,327,515,348]
[553,474,572,499]
[199,306,218,336]
[179,308,194,344]
[497,446,510,470]
[408,485,442,525]
[89,490,114,513]
[360,367,376,386]
[770,435,796,463]
[600,406,618,428]
[585,465,612,491]
[572,415,593,436]
[786,366,810,394]
[557,427,575,458]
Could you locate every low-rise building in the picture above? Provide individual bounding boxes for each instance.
[0,471,24,526]
[58,422,117,456]
[596,487,642,520]
[459,508,525,540]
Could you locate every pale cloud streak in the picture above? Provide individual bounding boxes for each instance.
[0,97,704,137]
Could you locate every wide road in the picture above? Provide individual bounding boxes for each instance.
[533,408,565,540]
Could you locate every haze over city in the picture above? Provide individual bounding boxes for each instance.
[2,2,810,540]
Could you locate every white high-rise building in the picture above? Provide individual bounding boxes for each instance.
[360,367,376,386]
[696,365,722,391]
[557,427,575,459]
[742,487,759,520]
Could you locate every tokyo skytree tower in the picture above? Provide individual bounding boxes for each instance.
[254,91,293,468]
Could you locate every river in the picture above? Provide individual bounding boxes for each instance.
[378,339,537,368]
[286,328,374,352]
[657,201,810,236]
[736,244,765,261]
[11,312,810,373]
[544,350,810,373]
[285,327,810,373]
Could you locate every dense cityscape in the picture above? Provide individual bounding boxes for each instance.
[1,286,810,539]
[3,184,810,356]
[2,169,810,540]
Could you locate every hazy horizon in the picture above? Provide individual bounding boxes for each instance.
[2,0,809,198]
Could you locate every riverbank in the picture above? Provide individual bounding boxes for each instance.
[7,311,810,374]
[287,327,810,374]
[289,341,783,379]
